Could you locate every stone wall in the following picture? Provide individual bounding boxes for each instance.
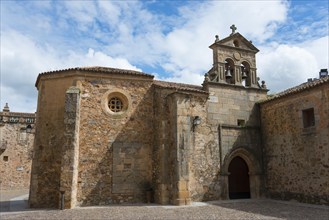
[152,88,212,204]
[29,71,155,208]
[206,83,267,199]
[152,82,267,204]
[260,83,329,205]
[186,94,220,202]
[29,75,78,208]
[77,78,154,206]
[0,110,35,190]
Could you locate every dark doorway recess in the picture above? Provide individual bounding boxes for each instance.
[228,156,251,199]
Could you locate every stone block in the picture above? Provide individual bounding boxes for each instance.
[178,190,190,198]
[174,198,187,206]
[177,181,187,191]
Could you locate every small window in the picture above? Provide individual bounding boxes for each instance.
[25,118,34,123]
[237,119,245,126]
[302,108,315,128]
[108,97,123,112]
[9,117,19,123]
[3,156,8,161]
[102,89,130,118]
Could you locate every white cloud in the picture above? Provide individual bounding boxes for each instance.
[68,48,141,71]
[258,44,319,93]
[0,30,140,113]
[61,1,98,30]
[161,0,288,83]
[299,36,329,70]
[1,0,328,113]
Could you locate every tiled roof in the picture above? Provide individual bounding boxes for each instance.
[153,80,208,94]
[36,66,154,87]
[260,76,329,103]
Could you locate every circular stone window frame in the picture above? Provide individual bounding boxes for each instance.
[101,89,132,119]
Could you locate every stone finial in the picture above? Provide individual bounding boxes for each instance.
[261,80,267,89]
[215,35,219,42]
[230,24,237,35]
[204,73,210,82]
[3,103,9,112]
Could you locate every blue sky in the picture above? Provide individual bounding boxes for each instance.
[1,0,328,112]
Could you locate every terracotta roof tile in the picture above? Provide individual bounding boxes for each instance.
[153,80,207,94]
[260,76,329,103]
[41,66,153,77]
[36,66,153,87]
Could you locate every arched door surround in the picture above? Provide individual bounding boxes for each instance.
[221,148,262,199]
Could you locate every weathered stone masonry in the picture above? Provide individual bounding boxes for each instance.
[28,27,329,208]
[0,104,36,190]
[260,77,329,205]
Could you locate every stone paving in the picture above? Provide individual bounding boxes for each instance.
[0,190,328,220]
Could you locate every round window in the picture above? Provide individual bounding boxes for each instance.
[102,89,131,118]
[108,97,123,112]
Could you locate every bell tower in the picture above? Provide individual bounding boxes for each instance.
[204,25,268,200]
[205,25,265,89]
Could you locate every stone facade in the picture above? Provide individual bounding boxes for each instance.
[28,27,329,209]
[260,77,329,205]
[0,104,36,189]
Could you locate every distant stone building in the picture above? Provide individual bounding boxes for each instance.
[0,103,36,189]
[28,26,329,209]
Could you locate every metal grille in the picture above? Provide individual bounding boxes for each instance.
[108,97,123,112]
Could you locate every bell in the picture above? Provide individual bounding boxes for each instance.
[225,67,232,79]
[242,69,248,79]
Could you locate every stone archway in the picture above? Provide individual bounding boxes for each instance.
[228,156,250,199]
[221,148,262,199]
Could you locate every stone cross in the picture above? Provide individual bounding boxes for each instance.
[230,24,237,35]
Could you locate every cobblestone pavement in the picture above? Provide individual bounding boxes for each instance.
[1,196,328,220]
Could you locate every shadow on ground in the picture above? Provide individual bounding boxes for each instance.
[0,194,30,213]
[208,199,329,219]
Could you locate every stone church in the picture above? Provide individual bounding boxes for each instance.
[28,26,329,209]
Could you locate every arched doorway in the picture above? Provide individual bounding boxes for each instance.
[228,156,250,199]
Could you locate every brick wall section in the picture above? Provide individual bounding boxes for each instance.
[0,112,35,189]
[260,83,329,205]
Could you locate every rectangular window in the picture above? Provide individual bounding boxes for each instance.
[302,108,315,128]
[9,117,19,123]
[25,118,34,123]
[237,119,245,127]
[3,156,8,162]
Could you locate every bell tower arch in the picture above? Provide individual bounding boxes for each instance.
[206,25,263,89]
